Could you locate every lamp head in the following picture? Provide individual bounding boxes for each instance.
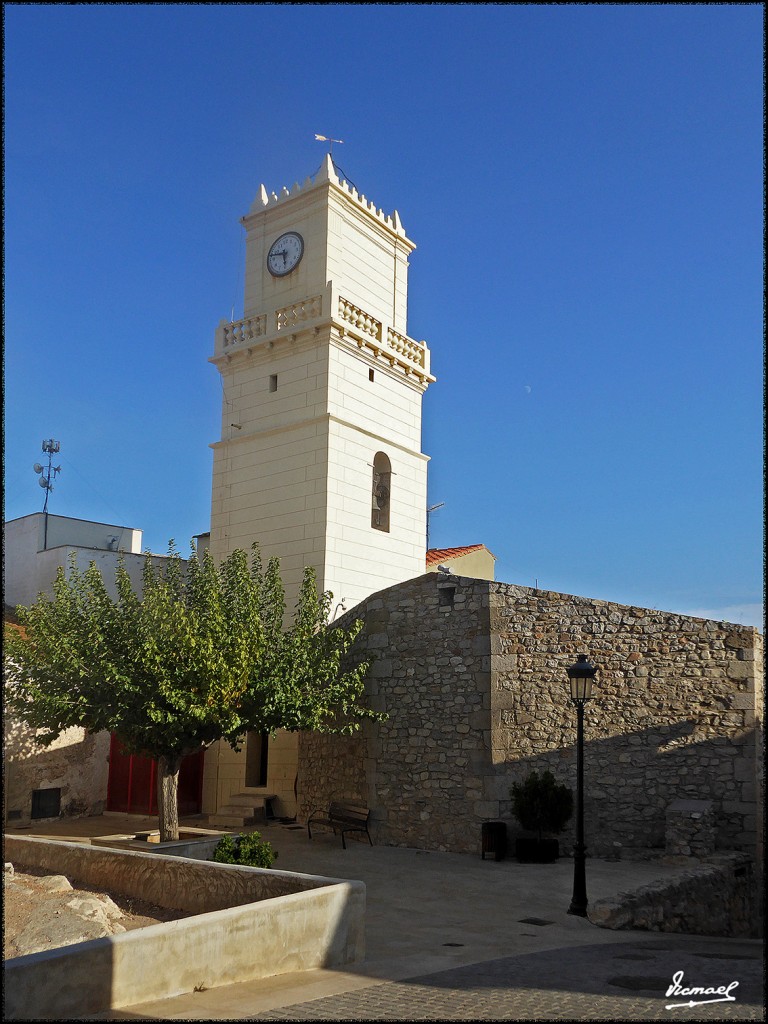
[566,654,597,702]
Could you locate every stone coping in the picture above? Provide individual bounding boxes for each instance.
[4,835,366,1019]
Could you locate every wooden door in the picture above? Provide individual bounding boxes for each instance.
[107,735,204,816]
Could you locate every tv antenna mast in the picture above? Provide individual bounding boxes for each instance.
[33,439,62,549]
[426,502,445,551]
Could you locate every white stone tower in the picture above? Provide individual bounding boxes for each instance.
[204,157,435,818]
[209,155,434,611]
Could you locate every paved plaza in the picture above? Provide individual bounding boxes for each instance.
[12,814,764,1021]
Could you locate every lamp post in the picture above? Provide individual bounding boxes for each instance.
[566,654,597,917]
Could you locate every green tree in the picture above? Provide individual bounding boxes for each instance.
[4,544,380,841]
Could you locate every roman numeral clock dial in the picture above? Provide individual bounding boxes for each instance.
[267,231,304,276]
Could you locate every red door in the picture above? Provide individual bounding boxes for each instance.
[107,735,204,816]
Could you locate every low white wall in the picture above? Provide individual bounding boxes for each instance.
[4,837,365,1019]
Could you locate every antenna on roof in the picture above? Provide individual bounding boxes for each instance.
[426,502,445,551]
[33,439,62,551]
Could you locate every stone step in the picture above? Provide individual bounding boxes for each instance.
[225,793,275,809]
[207,813,257,828]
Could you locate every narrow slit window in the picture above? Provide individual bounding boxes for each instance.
[369,368,375,382]
[371,452,391,532]
[269,374,278,392]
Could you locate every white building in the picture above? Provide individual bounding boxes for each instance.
[3,513,145,610]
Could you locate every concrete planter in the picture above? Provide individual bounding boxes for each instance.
[4,835,365,1020]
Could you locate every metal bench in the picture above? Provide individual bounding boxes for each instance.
[307,801,372,849]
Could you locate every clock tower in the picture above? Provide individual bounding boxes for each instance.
[209,154,434,612]
[204,156,435,818]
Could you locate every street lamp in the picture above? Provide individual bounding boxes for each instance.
[566,654,597,917]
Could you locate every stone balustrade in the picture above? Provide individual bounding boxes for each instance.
[217,295,430,381]
[276,295,323,331]
[222,313,267,349]
[338,297,382,340]
[337,297,428,373]
[387,327,425,366]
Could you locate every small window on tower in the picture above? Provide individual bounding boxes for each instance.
[269,375,278,392]
[369,368,375,382]
[371,452,391,532]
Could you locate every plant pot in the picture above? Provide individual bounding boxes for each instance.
[515,836,560,863]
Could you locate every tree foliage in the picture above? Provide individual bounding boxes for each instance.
[4,543,381,839]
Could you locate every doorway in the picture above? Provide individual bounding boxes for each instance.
[245,730,269,788]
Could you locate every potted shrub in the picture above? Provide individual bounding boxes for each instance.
[510,770,573,863]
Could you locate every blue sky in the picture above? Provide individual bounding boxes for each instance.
[4,4,763,628]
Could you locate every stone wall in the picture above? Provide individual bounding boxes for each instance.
[4,716,109,825]
[490,584,763,859]
[298,573,491,848]
[298,574,763,862]
[588,853,757,937]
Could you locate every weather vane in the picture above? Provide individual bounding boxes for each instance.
[315,134,344,157]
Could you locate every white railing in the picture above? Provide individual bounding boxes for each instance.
[276,295,323,331]
[386,327,426,368]
[338,298,382,341]
[219,295,429,378]
[222,314,267,349]
[338,297,427,371]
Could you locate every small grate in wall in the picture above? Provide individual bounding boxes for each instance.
[31,787,61,819]
[7,809,22,821]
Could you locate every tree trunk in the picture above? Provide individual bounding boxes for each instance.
[157,754,182,842]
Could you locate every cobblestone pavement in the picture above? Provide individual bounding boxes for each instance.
[251,939,764,1021]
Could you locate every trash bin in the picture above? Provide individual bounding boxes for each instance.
[481,821,507,861]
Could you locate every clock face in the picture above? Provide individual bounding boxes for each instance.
[267,231,304,277]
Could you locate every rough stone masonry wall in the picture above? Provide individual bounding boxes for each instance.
[299,573,492,851]
[588,853,757,937]
[299,574,762,860]
[489,585,763,859]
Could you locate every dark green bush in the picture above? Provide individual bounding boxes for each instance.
[510,770,573,841]
[212,831,277,868]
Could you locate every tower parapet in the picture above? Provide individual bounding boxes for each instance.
[247,154,409,241]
